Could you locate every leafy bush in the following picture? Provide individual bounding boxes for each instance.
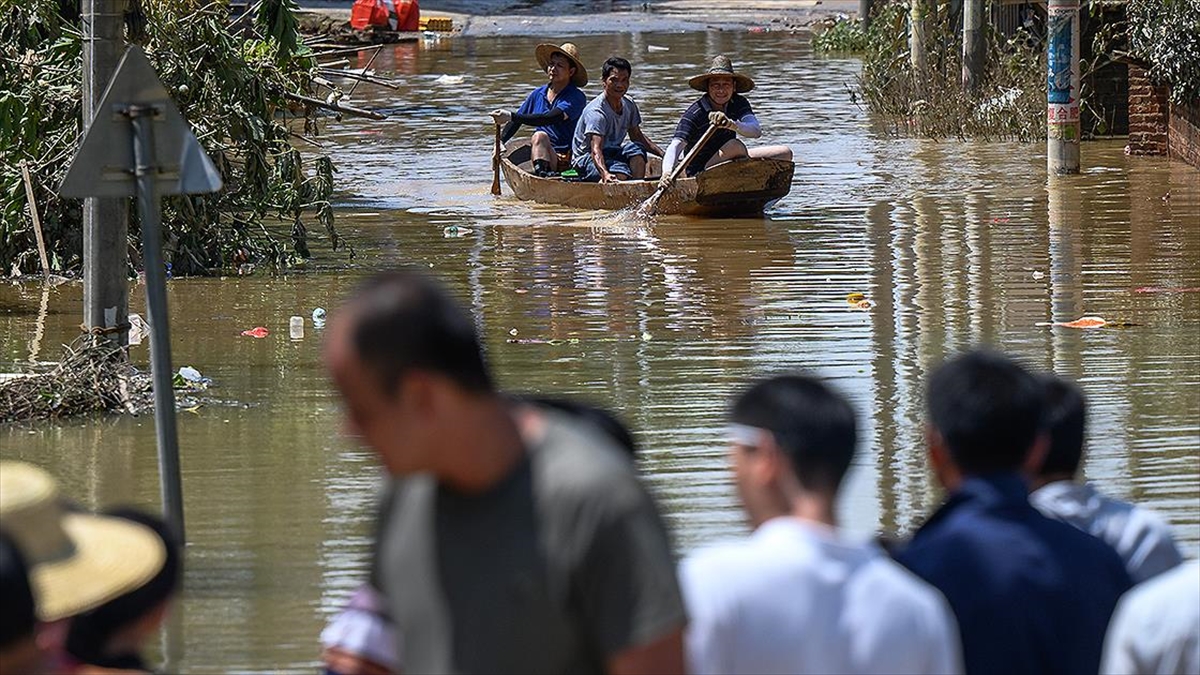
[1,0,340,277]
[1127,0,1200,104]
[814,16,868,54]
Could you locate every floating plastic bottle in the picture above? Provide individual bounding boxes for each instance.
[290,316,305,340]
[312,307,327,328]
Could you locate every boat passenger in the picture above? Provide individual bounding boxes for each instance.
[570,56,665,183]
[490,43,589,177]
[661,55,793,180]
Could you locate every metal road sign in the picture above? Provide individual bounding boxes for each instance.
[59,45,222,198]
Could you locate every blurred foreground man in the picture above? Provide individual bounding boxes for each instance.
[680,374,962,675]
[323,269,686,674]
[895,350,1133,675]
[1030,373,1183,584]
[1102,559,1200,675]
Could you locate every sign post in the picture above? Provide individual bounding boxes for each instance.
[60,45,223,540]
[1047,0,1081,174]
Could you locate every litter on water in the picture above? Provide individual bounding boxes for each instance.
[434,74,464,85]
[240,326,270,338]
[443,225,473,237]
[312,308,328,328]
[1035,316,1107,329]
[648,45,669,52]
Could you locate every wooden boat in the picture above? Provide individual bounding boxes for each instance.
[499,140,794,217]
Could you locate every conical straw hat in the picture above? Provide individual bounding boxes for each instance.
[0,462,165,622]
[535,42,589,87]
[688,54,755,93]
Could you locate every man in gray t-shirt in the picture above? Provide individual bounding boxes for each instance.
[570,56,664,183]
[324,269,686,674]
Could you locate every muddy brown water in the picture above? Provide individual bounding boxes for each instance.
[2,30,1199,672]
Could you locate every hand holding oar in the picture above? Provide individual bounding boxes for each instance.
[491,124,502,196]
[636,124,719,218]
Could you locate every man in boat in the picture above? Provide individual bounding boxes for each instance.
[570,56,665,183]
[490,43,588,177]
[679,374,962,674]
[660,55,793,180]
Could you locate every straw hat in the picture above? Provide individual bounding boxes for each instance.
[535,42,588,87]
[688,55,755,94]
[0,462,166,622]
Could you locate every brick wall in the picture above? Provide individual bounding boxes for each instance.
[1126,65,1169,155]
[1169,99,1200,169]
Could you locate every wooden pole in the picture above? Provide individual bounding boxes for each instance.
[19,161,51,280]
[1047,0,1081,174]
[962,0,984,95]
[82,0,130,346]
[491,125,502,196]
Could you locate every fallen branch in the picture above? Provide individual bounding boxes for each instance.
[283,90,388,120]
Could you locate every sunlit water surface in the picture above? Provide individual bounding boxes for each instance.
[2,29,1199,673]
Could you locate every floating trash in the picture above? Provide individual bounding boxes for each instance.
[443,225,473,238]
[240,326,269,338]
[174,366,212,390]
[1036,316,1108,329]
[434,74,464,85]
[290,316,305,340]
[648,45,669,52]
[312,307,327,328]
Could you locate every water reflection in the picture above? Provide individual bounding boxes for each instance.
[1,29,1198,673]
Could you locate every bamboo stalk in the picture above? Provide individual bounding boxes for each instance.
[283,90,388,120]
[320,69,402,91]
[19,161,51,280]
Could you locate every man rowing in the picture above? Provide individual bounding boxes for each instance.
[491,43,589,177]
[661,55,793,180]
[570,56,665,183]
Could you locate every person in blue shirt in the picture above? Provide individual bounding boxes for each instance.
[894,349,1133,675]
[491,43,588,177]
[661,55,792,180]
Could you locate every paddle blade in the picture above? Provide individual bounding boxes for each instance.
[636,186,667,218]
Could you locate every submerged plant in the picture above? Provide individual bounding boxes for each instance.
[0,0,341,277]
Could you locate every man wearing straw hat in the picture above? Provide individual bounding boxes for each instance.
[661,55,793,180]
[0,461,166,670]
[490,43,589,177]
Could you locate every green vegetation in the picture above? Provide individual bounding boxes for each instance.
[813,17,868,55]
[1127,0,1200,104]
[853,2,1046,140]
[1,0,340,277]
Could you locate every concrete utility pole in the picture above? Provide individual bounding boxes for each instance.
[962,0,984,94]
[860,0,872,31]
[82,0,131,345]
[1047,0,1081,174]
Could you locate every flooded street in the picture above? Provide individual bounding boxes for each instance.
[3,29,1200,672]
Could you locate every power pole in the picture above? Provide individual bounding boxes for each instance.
[1047,0,1081,174]
[82,0,131,345]
[860,0,872,32]
[963,0,984,94]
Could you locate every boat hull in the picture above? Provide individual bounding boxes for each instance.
[499,141,793,217]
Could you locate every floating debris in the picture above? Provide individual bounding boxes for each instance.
[1036,316,1108,329]
[434,74,464,85]
[240,326,270,338]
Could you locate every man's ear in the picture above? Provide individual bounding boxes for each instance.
[927,425,960,491]
[1022,432,1050,479]
[756,432,786,486]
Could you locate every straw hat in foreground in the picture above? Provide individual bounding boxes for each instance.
[0,461,166,622]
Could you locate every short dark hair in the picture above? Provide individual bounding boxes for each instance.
[523,395,638,457]
[602,56,632,81]
[927,350,1046,475]
[730,374,857,493]
[347,269,493,396]
[0,532,35,650]
[1038,373,1087,476]
[65,508,182,667]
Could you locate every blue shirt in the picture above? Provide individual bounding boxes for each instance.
[894,473,1133,675]
[672,93,754,175]
[515,83,587,152]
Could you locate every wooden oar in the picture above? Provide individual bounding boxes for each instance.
[491,124,502,196]
[636,124,720,218]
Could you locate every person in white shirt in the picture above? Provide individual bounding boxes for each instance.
[679,374,962,675]
[1101,559,1200,675]
[1030,374,1184,584]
